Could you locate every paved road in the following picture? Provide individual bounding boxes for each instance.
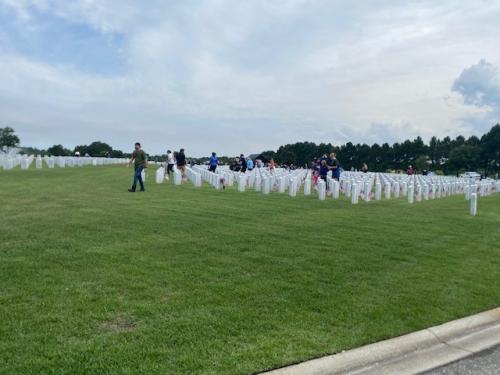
[423,344,500,375]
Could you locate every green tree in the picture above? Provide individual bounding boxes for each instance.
[447,145,481,174]
[428,136,439,168]
[414,155,430,172]
[480,124,500,174]
[19,146,45,156]
[260,150,277,163]
[74,144,89,155]
[256,124,498,175]
[0,127,20,150]
[86,141,113,157]
[74,141,114,157]
[47,144,71,156]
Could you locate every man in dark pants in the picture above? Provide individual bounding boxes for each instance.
[128,142,147,192]
[209,152,218,172]
[240,154,247,172]
[327,152,340,180]
[176,148,187,179]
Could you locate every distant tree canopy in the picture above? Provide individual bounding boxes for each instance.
[46,144,72,156]
[261,124,500,175]
[3,124,499,175]
[74,141,123,157]
[0,127,20,150]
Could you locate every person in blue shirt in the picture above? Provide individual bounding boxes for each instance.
[246,157,254,171]
[319,160,328,181]
[209,152,218,172]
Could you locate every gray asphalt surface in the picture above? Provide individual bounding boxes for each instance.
[423,344,500,375]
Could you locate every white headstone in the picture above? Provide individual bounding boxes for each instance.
[278,177,287,193]
[384,183,391,199]
[345,180,351,197]
[238,174,247,192]
[375,182,382,200]
[351,183,358,204]
[288,178,297,197]
[408,184,414,204]
[364,181,371,202]
[393,182,400,198]
[174,169,182,185]
[155,167,165,183]
[262,177,270,194]
[423,184,429,200]
[332,180,340,199]
[318,180,326,200]
[470,192,477,216]
[304,175,312,195]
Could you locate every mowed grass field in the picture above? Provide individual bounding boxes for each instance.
[1,165,499,374]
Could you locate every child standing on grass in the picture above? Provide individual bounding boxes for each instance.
[128,142,147,192]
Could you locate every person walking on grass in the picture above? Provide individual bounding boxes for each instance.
[165,150,175,180]
[176,148,187,179]
[209,152,218,173]
[128,142,147,192]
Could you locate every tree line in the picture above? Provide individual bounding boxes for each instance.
[1,124,498,175]
[258,124,499,176]
[0,128,125,158]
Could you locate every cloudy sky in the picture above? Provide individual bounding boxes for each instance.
[1,0,499,156]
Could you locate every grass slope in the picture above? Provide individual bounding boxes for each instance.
[1,166,499,374]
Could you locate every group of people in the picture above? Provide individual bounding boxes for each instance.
[127,143,187,192]
[127,144,345,192]
[313,152,342,183]
[229,154,254,172]
[209,153,264,173]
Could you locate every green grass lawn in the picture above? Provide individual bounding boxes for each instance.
[1,165,499,374]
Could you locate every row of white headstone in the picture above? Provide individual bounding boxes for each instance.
[194,165,310,197]
[335,171,499,216]
[0,155,128,170]
[155,165,500,216]
[156,165,311,196]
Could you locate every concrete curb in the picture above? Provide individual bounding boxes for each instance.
[260,307,500,375]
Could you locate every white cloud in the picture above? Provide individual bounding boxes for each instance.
[452,59,500,107]
[1,0,500,155]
